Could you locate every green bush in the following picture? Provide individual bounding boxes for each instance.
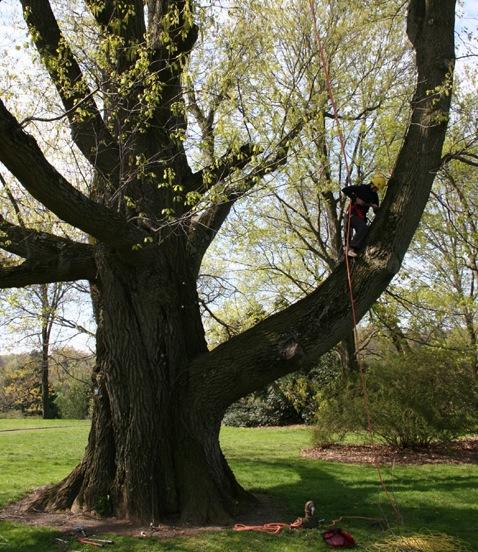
[314,349,478,448]
[54,380,92,419]
[224,352,340,427]
[223,384,303,427]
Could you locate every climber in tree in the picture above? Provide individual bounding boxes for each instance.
[342,173,387,257]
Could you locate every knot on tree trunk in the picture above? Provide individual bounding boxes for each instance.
[278,335,304,361]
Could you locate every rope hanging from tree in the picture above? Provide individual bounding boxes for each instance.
[306,0,402,526]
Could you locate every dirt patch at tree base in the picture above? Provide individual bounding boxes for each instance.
[0,504,216,539]
[0,492,289,540]
[302,438,478,465]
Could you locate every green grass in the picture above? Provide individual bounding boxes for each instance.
[0,419,91,509]
[0,422,477,551]
[0,418,88,431]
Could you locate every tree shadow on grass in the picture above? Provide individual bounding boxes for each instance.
[231,457,478,550]
[0,458,476,551]
[0,522,61,552]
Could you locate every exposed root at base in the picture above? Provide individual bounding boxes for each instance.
[0,492,285,538]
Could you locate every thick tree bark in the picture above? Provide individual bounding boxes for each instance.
[337,333,359,375]
[27,242,250,522]
[3,0,456,524]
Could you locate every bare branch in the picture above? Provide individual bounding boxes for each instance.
[20,88,99,128]
[199,299,233,339]
[442,152,478,168]
[185,83,215,163]
[324,103,382,121]
[0,172,25,227]
[186,143,258,194]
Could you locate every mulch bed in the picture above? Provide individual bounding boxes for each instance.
[301,438,478,465]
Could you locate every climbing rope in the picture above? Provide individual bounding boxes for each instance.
[234,518,304,534]
[307,0,402,526]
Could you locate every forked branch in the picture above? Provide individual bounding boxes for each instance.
[0,101,144,247]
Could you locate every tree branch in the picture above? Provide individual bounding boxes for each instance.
[324,103,382,121]
[185,83,216,164]
[0,249,96,289]
[188,122,306,272]
[442,152,478,168]
[0,215,89,260]
[86,0,146,46]
[20,0,120,180]
[146,0,198,56]
[0,100,144,247]
[0,172,25,227]
[20,88,99,127]
[0,257,96,289]
[186,143,258,194]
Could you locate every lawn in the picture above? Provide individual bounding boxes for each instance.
[0,420,476,551]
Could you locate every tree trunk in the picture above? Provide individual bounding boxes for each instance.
[40,284,52,419]
[337,332,359,375]
[28,244,251,523]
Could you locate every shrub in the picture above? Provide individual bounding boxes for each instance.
[54,380,92,419]
[314,349,478,449]
[1,365,43,416]
[223,384,303,427]
[224,352,340,427]
[0,410,26,419]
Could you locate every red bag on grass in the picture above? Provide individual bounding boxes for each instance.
[322,528,356,547]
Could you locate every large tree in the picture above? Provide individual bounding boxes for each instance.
[0,0,456,523]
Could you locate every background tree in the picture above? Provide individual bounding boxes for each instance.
[0,282,93,417]
[198,0,413,374]
[0,347,93,418]
[1,166,93,420]
[0,0,456,523]
[0,33,95,419]
[0,352,45,416]
[370,83,478,373]
[51,346,94,419]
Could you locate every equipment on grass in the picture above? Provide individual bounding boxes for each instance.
[322,528,356,548]
[233,500,317,533]
[297,500,318,528]
[74,527,114,548]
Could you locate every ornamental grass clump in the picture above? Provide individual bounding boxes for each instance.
[367,532,470,552]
